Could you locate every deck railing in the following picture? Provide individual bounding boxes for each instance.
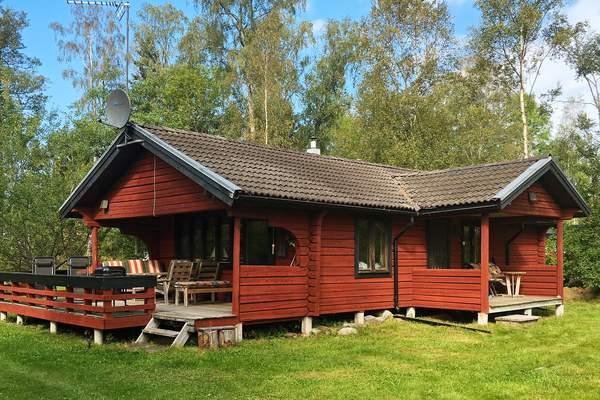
[239,265,308,322]
[411,268,482,312]
[0,272,156,330]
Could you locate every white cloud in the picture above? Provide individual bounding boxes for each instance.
[533,0,600,131]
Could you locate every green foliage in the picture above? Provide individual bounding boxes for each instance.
[130,64,225,135]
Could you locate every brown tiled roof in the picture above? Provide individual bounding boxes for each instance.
[140,125,417,210]
[396,157,544,209]
[137,124,546,212]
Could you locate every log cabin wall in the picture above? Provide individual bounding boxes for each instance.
[318,212,398,315]
[504,183,562,218]
[94,152,226,221]
[491,223,558,297]
[237,208,311,323]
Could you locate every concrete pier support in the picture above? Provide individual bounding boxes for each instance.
[556,304,565,317]
[16,315,24,325]
[354,311,365,326]
[301,316,312,336]
[50,321,58,334]
[477,312,488,325]
[524,309,533,316]
[406,307,416,318]
[234,323,243,343]
[94,329,103,345]
[0,312,6,321]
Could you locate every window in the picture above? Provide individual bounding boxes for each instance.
[240,220,296,265]
[462,223,481,265]
[355,218,391,275]
[174,214,232,261]
[427,219,450,268]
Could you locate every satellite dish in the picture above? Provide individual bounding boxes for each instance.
[102,89,131,128]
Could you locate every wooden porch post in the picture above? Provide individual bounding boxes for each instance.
[90,225,99,270]
[479,214,490,323]
[232,217,241,316]
[556,220,564,299]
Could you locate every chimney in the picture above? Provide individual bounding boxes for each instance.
[306,137,320,155]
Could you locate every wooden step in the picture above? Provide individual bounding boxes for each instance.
[495,314,541,325]
[143,327,180,338]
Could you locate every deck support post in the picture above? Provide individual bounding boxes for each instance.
[50,321,57,334]
[406,307,416,318]
[354,311,365,326]
[555,304,565,317]
[94,329,103,345]
[524,309,532,316]
[234,323,243,343]
[477,312,488,325]
[16,315,23,325]
[0,312,6,321]
[480,214,490,317]
[301,316,312,336]
[232,217,241,317]
[556,220,564,299]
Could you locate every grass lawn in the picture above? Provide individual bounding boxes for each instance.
[0,301,599,400]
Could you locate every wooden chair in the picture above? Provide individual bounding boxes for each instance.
[156,260,193,304]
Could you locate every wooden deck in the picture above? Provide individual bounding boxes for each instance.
[153,302,235,325]
[489,295,562,314]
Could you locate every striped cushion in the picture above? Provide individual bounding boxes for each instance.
[175,280,232,288]
[102,260,123,267]
[126,259,145,274]
[147,260,163,274]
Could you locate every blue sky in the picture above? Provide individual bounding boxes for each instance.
[5,0,599,129]
[5,0,479,114]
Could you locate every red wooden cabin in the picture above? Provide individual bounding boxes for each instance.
[57,123,589,336]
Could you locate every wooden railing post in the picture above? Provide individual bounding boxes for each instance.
[232,217,241,316]
[480,214,490,317]
[556,220,564,298]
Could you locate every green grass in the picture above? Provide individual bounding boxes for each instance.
[1,302,599,400]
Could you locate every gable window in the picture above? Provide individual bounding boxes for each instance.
[462,223,481,265]
[427,219,450,269]
[355,218,391,275]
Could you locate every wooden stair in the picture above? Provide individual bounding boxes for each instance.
[136,316,193,348]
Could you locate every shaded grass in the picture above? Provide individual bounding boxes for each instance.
[0,301,599,399]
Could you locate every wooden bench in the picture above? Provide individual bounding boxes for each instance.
[174,281,232,307]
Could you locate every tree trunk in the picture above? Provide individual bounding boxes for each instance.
[264,54,269,145]
[519,31,529,158]
[246,83,256,141]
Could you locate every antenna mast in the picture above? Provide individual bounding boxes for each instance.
[66,1,131,92]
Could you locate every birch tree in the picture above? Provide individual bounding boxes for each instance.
[472,0,566,157]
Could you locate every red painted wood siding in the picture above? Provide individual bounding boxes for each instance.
[397,220,427,307]
[94,152,226,220]
[318,213,396,314]
[504,183,561,218]
[412,269,482,311]
[492,223,558,296]
[239,266,308,322]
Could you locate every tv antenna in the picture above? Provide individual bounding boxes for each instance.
[100,89,131,128]
[66,1,131,92]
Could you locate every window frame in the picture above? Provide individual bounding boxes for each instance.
[426,219,451,269]
[174,213,233,262]
[461,222,481,266]
[354,217,392,278]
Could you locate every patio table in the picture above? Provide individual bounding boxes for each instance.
[504,271,526,296]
